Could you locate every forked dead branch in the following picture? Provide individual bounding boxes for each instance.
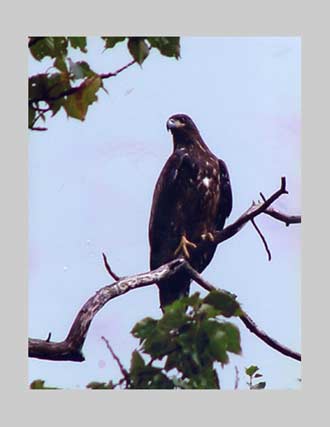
[28,177,301,363]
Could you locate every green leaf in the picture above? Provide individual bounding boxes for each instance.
[131,317,158,341]
[54,55,68,72]
[147,37,181,59]
[204,290,241,317]
[129,367,166,389]
[143,329,174,359]
[145,372,175,389]
[30,379,59,389]
[86,381,114,389]
[30,379,46,389]
[184,292,201,309]
[245,365,259,377]
[159,298,188,331]
[29,73,49,101]
[67,59,97,80]
[164,352,178,372]
[64,75,101,121]
[203,322,228,364]
[102,37,126,49]
[68,37,87,52]
[251,381,266,390]
[29,37,68,61]
[188,367,220,389]
[75,61,96,78]
[130,350,145,374]
[127,37,149,65]
[198,303,220,319]
[218,322,241,354]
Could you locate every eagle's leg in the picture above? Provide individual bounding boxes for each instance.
[174,234,197,259]
[201,231,215,241]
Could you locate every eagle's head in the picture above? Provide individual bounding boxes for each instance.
[166,114,204,149]
[166,114,199,135]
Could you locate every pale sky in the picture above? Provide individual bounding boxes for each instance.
[29,36,301,389]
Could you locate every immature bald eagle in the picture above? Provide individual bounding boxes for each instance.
[149,114,232,309]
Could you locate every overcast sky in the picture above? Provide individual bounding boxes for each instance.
[29,36,301,389]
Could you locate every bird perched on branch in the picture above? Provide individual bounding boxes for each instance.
[149,114,233,310]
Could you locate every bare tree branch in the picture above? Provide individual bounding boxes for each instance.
[29,56,141,104]
[239,312,301,361]
[102,253,120,281]
[234,366,240,390]
[30,127,47,131]
[28,259,301,363]
[101,336,130,386]
[181,262,302,362]
[28,178,301,363]
[251,218,272,261]
[209,177,289,248]
[28,258,186,361]
[99,58,138,79]
[264,208,301,226]
[260,191,301,225]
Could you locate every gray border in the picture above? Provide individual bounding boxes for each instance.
[2,0,327,425]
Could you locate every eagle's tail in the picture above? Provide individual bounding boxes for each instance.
[158,271,191,311]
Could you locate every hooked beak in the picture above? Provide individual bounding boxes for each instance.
[166,118,185,131]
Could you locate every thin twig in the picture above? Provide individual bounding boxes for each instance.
[101,336,130,385]
[99,58,137,79]
[240,312,301,361]
[260,191,301,225]
[29,57,140,104]
[30,127,48,131]
[234,366,240,390]
[102,253,120,281]
[30,107,51,129]
[206,177,289,249]
[251,218,272,261]
[264,208,301,226]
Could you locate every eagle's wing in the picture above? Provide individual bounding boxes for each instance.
[149,150,193,258]
[217,158,233,230]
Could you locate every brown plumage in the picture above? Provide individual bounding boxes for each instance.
[149,114,232,309]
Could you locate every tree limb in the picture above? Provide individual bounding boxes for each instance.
[264,208,301,226]
[28,178,301,363]
[209,177,289,247]
[29,56,140,104]
[28,258,186,361]
[181,262,301,362]
[28,258,301,363]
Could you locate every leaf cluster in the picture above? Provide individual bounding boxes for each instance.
[128,291,242,389]
[245,365,266,390]
[30,379,60,390]
[30,291,247,390]
[28,36,180,130]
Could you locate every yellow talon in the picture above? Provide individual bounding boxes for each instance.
[174,234,197,259]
